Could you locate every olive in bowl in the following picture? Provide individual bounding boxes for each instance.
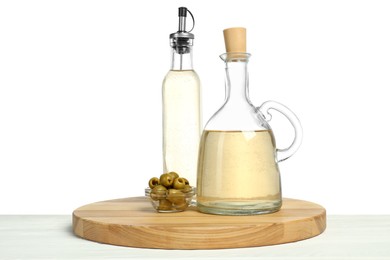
[145,186,195,213]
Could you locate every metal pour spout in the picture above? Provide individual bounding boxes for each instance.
[178,7,187,32]
[169,7,195,54]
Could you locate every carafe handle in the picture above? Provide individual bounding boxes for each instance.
[257,101,303,162]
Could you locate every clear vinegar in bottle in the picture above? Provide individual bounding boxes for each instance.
[162,7,201,186]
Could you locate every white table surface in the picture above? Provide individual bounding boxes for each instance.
[0,215,389,259]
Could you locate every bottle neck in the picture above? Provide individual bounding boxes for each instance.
[171,46,193,71]
[224,60,251,106]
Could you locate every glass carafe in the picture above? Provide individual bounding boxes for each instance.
[196,52,302,215]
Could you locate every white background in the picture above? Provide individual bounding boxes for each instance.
[1,0,389,214]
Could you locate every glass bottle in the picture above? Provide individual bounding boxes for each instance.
[162,7,201,186]
[196,28,302,215]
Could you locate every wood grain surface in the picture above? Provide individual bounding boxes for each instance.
[73,197,326,249]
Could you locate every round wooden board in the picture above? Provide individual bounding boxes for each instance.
[73,197,326,249]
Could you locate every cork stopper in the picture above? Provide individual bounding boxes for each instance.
[223,27,246,53]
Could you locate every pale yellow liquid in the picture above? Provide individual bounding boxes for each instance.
[197,130,282,215]
[162,70,201,185]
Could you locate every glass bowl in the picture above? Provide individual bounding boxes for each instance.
[145,186,196,213]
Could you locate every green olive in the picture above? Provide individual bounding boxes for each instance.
[173,177,186,189]
[175,201,188,211]
[168,171,179,180]
[158,199,172,211]
[182,178,190,186]
[160,173,174,188]
[150,185,167,200]
[148,177,160,189]
[181,185,192,193]
[167,189,185,204]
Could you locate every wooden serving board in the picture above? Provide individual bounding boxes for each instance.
[73,197,326,249]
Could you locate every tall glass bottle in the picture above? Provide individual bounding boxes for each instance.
[162,7,201,186]
[197,28,302,215]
